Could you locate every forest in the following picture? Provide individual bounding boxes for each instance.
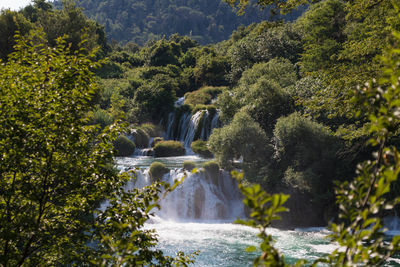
[1,0,400,265]
[51,0,303,44]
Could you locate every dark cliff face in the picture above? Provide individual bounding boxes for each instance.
[271,187,334,229]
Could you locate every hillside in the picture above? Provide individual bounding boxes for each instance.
[52,0,303,44]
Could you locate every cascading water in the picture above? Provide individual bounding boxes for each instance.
[384,210,400,236]
[133,137,155,156]
[116,156,400,266]
[165,109,221,149]
[129,167,245,221]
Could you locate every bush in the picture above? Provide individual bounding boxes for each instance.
[139,123,162,137]
[149,162,169,181]
[132,128,150,148]
[183,161,196,171]
[154,141,185,157]
[92,109,113,128]
[191,140,213,158]
[208,111,272,181]
[114,135,136,157]
[132,75,176,122]
[184,86,226,106]
[192,104,217,114]
[203,161,220,185]
[151,137,164,147]
[203,161,220,177]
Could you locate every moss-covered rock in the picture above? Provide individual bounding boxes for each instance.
[184,86,226,106]
[149,162,169,181]
[132,128,150,148]
[154,140,185,157]
[114,135,136,157]
[203,161,220,184]
[191,140,213,158]
[140,122,162,137]
[192,104,217,114]
[151,137,164,147]
[183,161,196,171]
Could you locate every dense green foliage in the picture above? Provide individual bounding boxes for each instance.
[184,86,225,106]
[0,30,191,266]
[149,161,170,181]
[0,0,109,61]
[131,128,150,148]
[190,140,213,158]
[205,0,400,227]
[209,111,272,181]
[114,135,136,156]
[154,141,186,157]
[236,15,400,265]
[53,0,302,45]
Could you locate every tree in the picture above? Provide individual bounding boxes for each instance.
[234,4,400,266]
[219,58,295,132]
[0,30,191,266]
[142,38,182,67]
[224,0,314,14]
[208,111,272,181]
[132,74,177,122]
[297,0,346,73]
[0,10,33,61]
[36,0,109,55]
[272,112,340,220]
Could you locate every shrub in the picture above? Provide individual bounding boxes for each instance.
[192,104,217,114]
[151,137,164,147]
[203,161,220,178]
[92,109,113,128]
[132,75,176,122]
[140,123,162,137]
[191,140,213,158]
[176,103,193,114]
[183,161,196,171]
[184,86,226,106]
[114,135,136,157]
[273,112,339,196]
[154,141,185,157]
[208,111,272,181]
[132,128,150,148]
[149,162,169,181]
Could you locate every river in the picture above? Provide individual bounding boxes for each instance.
[116,155,400,266]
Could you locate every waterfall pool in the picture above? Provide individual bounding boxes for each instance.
[146,218,333,266]
[117,155,400,266]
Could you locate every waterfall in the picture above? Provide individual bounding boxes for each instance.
[384,210,400,236]
[165,109,221,149]
[174,96,185,107]
[183,111,204,148]
[133,148,154,156]
[131,168,245,221]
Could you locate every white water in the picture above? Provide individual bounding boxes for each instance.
[146,219,336,266]
[175,96,185,107]
[127,167,245,220]
[165,110,221,149]
[116,154,400,266]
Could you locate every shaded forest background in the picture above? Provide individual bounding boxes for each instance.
[52,0,303,44]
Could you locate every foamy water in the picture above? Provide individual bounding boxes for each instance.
[117,155,400,266]
[146,217,334,266]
